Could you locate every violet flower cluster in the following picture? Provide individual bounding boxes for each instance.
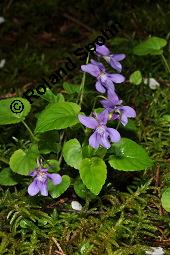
[78,44,136,149]
[28,167,62,196]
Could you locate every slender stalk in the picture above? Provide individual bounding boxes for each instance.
[116,111,122,130]
[78,53,90,106]
[22,121,38,142]
[161,54,170,74]
[0,157,9,164]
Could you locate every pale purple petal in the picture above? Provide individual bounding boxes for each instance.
[100,134,111,149]
[106,128,121,143]
[90,59,105,71]
[100,74,108,83]
[95,45,110,56]
[107,74,125,83]
[81,64,100,77]
[100,99,113,110]
[98,110,109,124]
[95,81,106,93]
[110,60,122,72]
[112,113,119,120]
[39,181,48,196]
[120,113,128,126]
[28,179,39,196]
[78,115,98,129]
[107,86,116,97]
[89,132,100,148]
[121,106,136,118]
[48,173,62,185]
[29,170,37,177]
[107,90,120,102]
[110,54,126,61]
[41,168,48,173]
[105,79,115,92]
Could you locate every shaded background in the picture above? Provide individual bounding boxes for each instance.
[0,0,170,93]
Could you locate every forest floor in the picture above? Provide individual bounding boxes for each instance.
[0,1,170,254]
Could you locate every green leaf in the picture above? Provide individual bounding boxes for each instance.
[74,177,96,199]
[129,70,142,85]
[38,87,65,103]
[53,93,65,103]
[110,37,129,46]
[161,188,170,212]
[109,138,153,171]
[161,114,170,122]
[46,159,60,172]
[48,175,70,198]
[79,157,107,195]
[38,131,61,154]
[35,102,80,133]
[133,36,167,56]
[0,97,31,125]
[63,82,80,94]
[0,168,18,185]
[122,119,138,132]
[82,145,107,159]
[9,145,39,175]
[63,139,82,169]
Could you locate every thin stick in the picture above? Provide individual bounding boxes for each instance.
[63,13,93,32]
[51,237,66,255]
[22,121,38,142]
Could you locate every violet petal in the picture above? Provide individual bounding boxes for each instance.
[95,45,110,56]
[28,179,39,196]
[48,173,62,185]
[81,64,100,77]
[39,181,48,196]
[89,132,100,148]
[107,74,125,83]
[78,115,98,129]
[95,81,106,93]
[106,128,121,143]
[121,106,136,118]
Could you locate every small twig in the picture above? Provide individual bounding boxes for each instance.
[48,244,52,255]
[3,0,14,12]
[155,164,161,189]
[63,13,94,33]
[51,237,66,255]
[58,208,105,215]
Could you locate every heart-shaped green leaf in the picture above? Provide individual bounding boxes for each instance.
[133,36,167,56]
[0,97,31,125]
[63,139,82,169]
[109,138,153,171]
[161,188,170,212]
[79,157,107,195]
[35,102,80,133]
[48,175,70,198]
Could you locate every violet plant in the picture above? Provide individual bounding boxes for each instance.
[0,43,153,198]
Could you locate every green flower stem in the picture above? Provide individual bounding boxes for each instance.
[0,157,9,164]
[78,53,90,106]
[161,54,170,74]
[22,121,39,142]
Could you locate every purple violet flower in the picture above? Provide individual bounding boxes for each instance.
[28,168,62,196]
[81,59,125,94]
[95,45,126,72]
[78,110,121,149]
[100,92,136,126]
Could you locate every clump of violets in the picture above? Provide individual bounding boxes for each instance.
[78,110,120,149]
[95,44,126,72]
[81,59,125,94]
[79,44,136,149]
[28,166,62,196]
[100,91,136,126]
